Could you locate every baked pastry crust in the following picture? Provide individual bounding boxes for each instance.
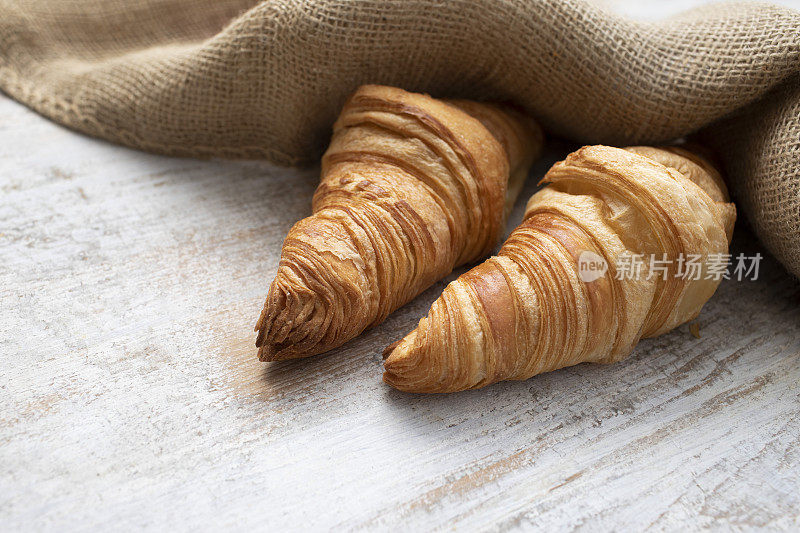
[384,145,736,392]
[256,85,542,361]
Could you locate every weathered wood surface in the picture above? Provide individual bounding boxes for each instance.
[2,76,800,531]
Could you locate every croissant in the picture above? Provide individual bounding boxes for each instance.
[255,85,543,361]
[383,145,737,393]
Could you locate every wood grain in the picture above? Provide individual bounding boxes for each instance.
[1,87,799,531]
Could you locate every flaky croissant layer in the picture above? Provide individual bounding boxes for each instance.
[256,85,542,360]
[384,145,736,393]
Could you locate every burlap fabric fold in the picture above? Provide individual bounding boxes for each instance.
[1,0,798,276]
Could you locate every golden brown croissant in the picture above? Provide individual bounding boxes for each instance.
[384,145,736,393]
[255,85,543,361]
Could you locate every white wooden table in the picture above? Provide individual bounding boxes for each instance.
[2,3,800,528]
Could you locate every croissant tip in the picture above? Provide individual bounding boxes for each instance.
[256,337,308,362]
[256,343,273,362]
[381,363,405,391]
[382,346,402,378]
[382,332,427,391]
[255,277,341,362]
[255,311,311,361]
[382,363,425,394]
[381,370,401,389]
[382,340,401,360]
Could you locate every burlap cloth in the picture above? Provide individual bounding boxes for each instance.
[1,0,798,277]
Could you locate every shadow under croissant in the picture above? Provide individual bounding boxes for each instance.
[378,360,637,433]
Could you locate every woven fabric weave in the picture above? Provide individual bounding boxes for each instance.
[1,0,798,276]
